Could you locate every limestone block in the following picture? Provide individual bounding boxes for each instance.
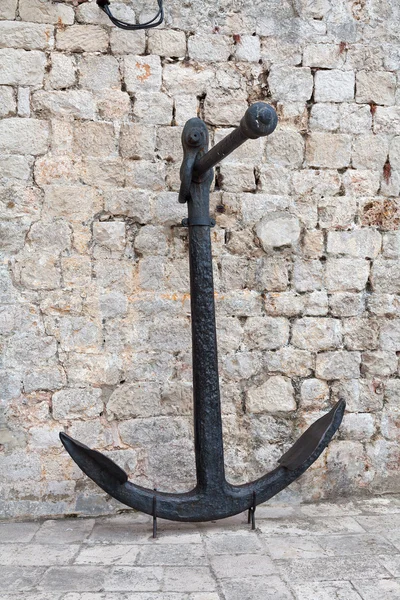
[43,186,102,222]
[79,55,120,91]
[269,66,313,102]
[93,221,126,253]
[264,292,304,317]
[356,71,396,106]
[292,318,342,352]
[19,0,74,24]
[96,90,131,120]
[125,160,165,191]
[163,63,215,95]
[0,118,49,155]
[303,43,345,68]
[265,347,314,377]
[368,293,400,316]
[325,258,369,292]
[235,35,261,62]
[0,21,53,50]
[314,70,355,103]
[316,351,361,380]
[318,196,357,229]
[352,134,388,170]
[23,366,66,393]
[380,320,400,351]
[339,103,372,134]
[0,156,32,185]
[56,25,109,53]
[293,170,341,197]
[255,211,301,250]
[148,29,186,57]
[32,91,96,120]
[119,124,156,161]
[104,188,151,224]
[371,259,400,294]
[266,130,305,168]
[174,95,198,125]
[219,163,256,192]
[188,34,232,61]
[110,29,146,55]
[341,412,376,441]
[62,256,91,289]
[244,316,289,350]
[307,289,330,316]
[0,48,46,86]
[26,219,71,253]
[361,351,398,377]
[107,382,161,420]
[327,230,381,258]
[374,106,400,135]
[0,185,42,222]
[204,94,248,127]
[119,416,191,446]
[309,104,340,132]
[382,231,400,258]
[52,388,103,420]
[306,133,351,168]
[260,37,302,65]
[124,55,162,92]
[0,86,16,117]
[247,376,296,414]
[73,122,116,157]
[302,230,324,258]
[389,136,400,171]
[134,225,168,256]
[255,257,289,292]
[14,252,61,290]
[133,92,173,125]
[64,353,121,386]
[300,379,329,410]
[292,260,324,292]
[342,170,380,197]
[0,0,17,19]
[343,318,380,351]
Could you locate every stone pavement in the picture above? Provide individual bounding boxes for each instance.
[2,495,400,600]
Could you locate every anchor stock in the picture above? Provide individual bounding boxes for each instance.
[60,102,346,528]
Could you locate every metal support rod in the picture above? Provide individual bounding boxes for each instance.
[193,103,278,179]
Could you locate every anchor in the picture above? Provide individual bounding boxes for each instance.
[60,102,345,532]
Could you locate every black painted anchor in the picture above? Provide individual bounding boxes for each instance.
[60,102,345,533]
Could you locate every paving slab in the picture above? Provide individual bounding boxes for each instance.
[355,514,400,533]
[0,543,79,566]
[0,567,47,592]
[317,533,397,556]
[210,553,275,579]
[74,544,141,565]
[262,535,327,560]
[291,581,363,600]
[220,575,294,600]
[203,530,263,555]
[38,566,107,592]
[352,578,400,599]
[0,521,40,543]
[278,555,390,582]
[163,567,216,592]
[258,516,365,536]
[33,519,95,544]
[136,543,208,566]
[103,567,163,592]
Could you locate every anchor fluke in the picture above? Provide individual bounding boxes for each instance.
[278,399,346,471]
[59,432,128,484]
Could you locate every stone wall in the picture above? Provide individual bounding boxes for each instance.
[1,0,400,519]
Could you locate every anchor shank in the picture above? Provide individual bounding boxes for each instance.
[188,180,226,491]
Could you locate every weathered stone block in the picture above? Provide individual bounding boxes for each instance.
[318,196,357,229]
[361,351,398,377]
[43,186,102,222]
[93,221,126,254]
[343,318,380,351]
[133,92,173,125]
[124,55,162,92]
[316,351,361,380]
[148,29,186,57]
[53,388,103,420]
[56,25,109,53]
[266,130,305,168]
[0,118,49,155]
[163,63,215,95]
[306,133,352,168]
[110,29,146,55]
[0,48,46,86]
[107,382,161,420]
[303,43,345,68]
[327,230,381,258]
[19,0,74,24]
[352,134,388,170]
[266,347,314,377]
[325,258,370,292]
[0,0,17,20]
[32,91,96,120]
[73,122,115,157]
[292,260,324,293]
[79,55,120,91]
[309,103,340,132]
[204,93,248,127]
[247,376,296,414]
[340,103,372,134]
[356,70,396,106]
[264,292,304,317]
[269,66,313,102]
[235,35,261,62]
[255,211,300,250]
[96,90,131,120]
[380,320,400,351]
[300,378,329,410]
[0,21,53,51]
[244,316,289,350]
[188,34,232,61]
[371,259,400,294]
[314,70,355,103]
[0,86,16,118]
[292,318,342,352]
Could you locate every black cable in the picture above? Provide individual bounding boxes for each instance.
[97,0,164,30]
